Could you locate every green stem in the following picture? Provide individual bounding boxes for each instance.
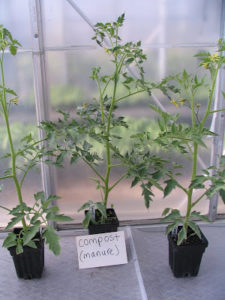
[97,77,105,124]
[209,107,225,114]
[15,138,47,157]
[109,173,127,192]
[192,190,207,208]
[0,175,13,180]
[183,66,219,231]
[200,68,219,130]
[82,157,105,183]
[184,142,198,230]
[167,174,188,196]
[165,135,192,142]
[0,205,11,212]
[103,27,119,208]
[20,157,37,188]
[0,52,27,230]
[116,89,146,103]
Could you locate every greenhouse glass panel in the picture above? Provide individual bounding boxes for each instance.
[0,53,42,227]
[0,0,31,48]
[0,0,224,228]
[74,0,222,44]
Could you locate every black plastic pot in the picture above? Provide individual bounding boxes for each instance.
[87,208,119,234]
[8,228,44,279]
[168,226,208,277]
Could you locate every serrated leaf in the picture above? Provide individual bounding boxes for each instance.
[78,200,93,212]
[71,153,79,164]
[161,209,181,222]
[2,233,17,248]
[23,226,40,245]
[95,202,107,218]
[30,213,40,224]
[131,177,139,187]
[190,211,210,222]
[166,221,181,235]
[34,191,45,203]
[188,221,201,239]
[43,226,60,256]
[164,179,177,197]
[177,226,187,245]
[141,183,153,208]
[47,214,73,222]
[5,214,25,230]
[83,211,92,228]
[26,240,37,249]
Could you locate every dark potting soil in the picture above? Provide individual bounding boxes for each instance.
[95,209,118,225]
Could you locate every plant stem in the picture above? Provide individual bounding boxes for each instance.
[184,142,198,231]
[103,26,119,208]
[0,205,11,212]
[82,157,105,183]
[109,173,127,192]
[0,52,27,230]
[192,190,207,208]
[200,68,219,130]
[16,138,47,157]
[0,175,13,180]
[116,89,146,103]
[184,66,219,231]
[209,107,225,114]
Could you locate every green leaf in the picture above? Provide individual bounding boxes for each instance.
[95,202,107,218]
[47,214,73,222]
[162,207,170,217]
[26,240,37,249]
[166,220,181,235]
[23,226,40,245]
[190,211,210,222]
[188,221,201,239]
[34,191,45,203]
[5,214,25,230]
[164,179,177,197]
[161,209,181,222]
[194,51,211,57]
[78,200,94,212]
[141,183,153,208]
[83,211,92,228]
[9,44,18,55]
[177,226,187,245]
[43,226,61,256]
[2,232,17,248]
[30,213,40,224]
[16,242,23,255]
[189,175,206,189]
[219,189,225,204]
[131,177,139,187]
[70,153,79,164]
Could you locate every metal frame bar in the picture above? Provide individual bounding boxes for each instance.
[29,0,55,199]
[208,0,225,220]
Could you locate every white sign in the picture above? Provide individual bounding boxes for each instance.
[76,231,128,269]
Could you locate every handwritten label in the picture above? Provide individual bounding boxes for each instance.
[76,231,128,269]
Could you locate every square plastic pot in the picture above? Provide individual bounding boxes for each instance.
[87,208,119,234]
[8,228,44,279]
[168,226,208,278]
